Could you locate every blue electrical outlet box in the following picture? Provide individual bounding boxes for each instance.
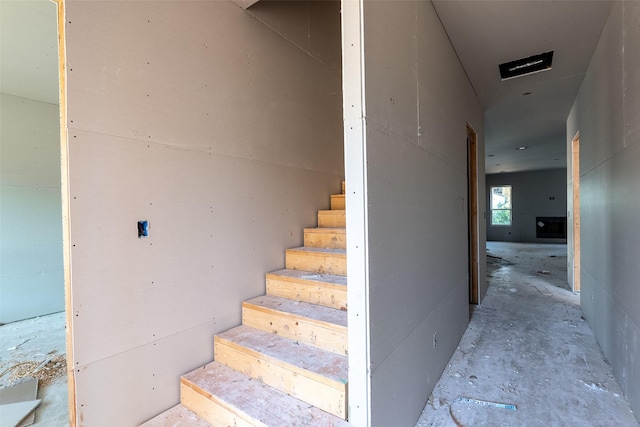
[138,220,149,238]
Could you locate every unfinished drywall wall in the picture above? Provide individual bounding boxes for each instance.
[0,93,64,324]
[486,169,567,243]
[567,0,640,416]
[342,1,485,424]
[63,1,342,424]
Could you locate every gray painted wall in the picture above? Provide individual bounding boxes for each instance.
[344,1,486,425]
[567,0,640,416]
[64,1,342,424]
[0,93,64,324]
[486,169,567,243]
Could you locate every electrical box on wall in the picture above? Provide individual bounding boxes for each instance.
[138,220,149,238]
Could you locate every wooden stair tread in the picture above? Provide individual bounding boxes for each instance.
[181,362,350,427]
[267,269,347,287]
[266,269,348,310]
[285,247,347,275]
[304,227,346,234]
[140,404,211,426]
[216,325,348,383]
[243,295,347,328]
[287,247,346,256]
[303,228,346,250]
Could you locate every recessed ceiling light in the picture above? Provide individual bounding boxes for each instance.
[522,92,532,96]
[495,163,501,166]
[488,154,495,157]
[517,146,528,150]
[499,51,554,80]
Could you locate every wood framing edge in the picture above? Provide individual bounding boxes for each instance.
[571,132,581,293]
[466,123,479,305]
[54,0,76,425]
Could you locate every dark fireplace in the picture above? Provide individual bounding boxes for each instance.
[536,217,567,239]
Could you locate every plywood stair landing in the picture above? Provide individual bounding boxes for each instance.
[142,183,348,426]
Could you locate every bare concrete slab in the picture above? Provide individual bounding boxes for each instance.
[416,242,639,426]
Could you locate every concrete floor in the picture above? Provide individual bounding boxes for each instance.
[0,311,68,426]
[3,243,639,427]
[416,242,639,427]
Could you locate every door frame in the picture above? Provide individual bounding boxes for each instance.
[467,124,479,304]
[54,0,77,424]
[571,132,581,292]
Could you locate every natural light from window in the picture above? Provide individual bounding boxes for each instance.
[491,186,512,226]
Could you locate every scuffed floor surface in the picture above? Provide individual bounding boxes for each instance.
[416,242,639,427]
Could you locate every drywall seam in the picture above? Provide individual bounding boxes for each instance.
[364,116,469,174]
[48,126,341,176]
[247,11,335,70]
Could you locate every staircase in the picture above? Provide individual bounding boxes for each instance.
[142,183,349,426]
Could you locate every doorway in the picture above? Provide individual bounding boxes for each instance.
[0,0,69,424]
[467,124,479,304]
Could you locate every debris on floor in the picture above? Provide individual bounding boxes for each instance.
[1,354,67,388]
[0,312,69,426]
[0,399,42,427]
[415,242,640,427]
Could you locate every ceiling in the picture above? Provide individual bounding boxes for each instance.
[433,0,613,174]
[0,0,59,105]
[2,0,614,174]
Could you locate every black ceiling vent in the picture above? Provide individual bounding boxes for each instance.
[499,51,554,80]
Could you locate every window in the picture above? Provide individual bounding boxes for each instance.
[490,186,512,225]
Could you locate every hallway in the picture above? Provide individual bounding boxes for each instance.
[416,242,639,426]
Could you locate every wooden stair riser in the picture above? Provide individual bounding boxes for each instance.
[286,249,347,276]
[304,228,346,249]
[214,338,347,418]
[330,194,345,210]
[242,303,348,356]
[180,380,258,427]
[318,210,346,228]
[266,273,347,310]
